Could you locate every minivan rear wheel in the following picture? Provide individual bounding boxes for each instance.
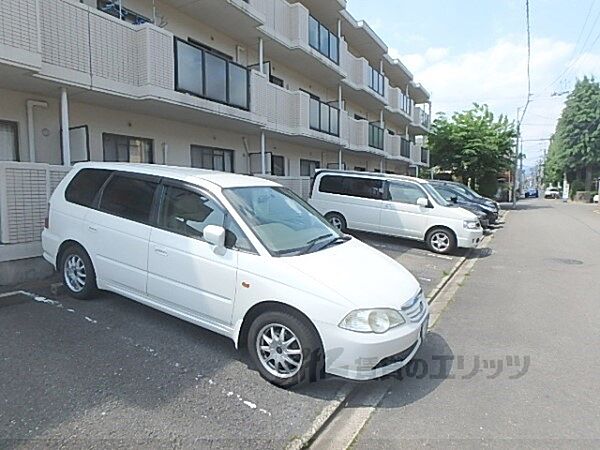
[61,245,98,300]
[426,228,457,254]
[325,212,347,232]
[247,311,322,388]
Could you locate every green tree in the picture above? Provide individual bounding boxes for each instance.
[544,77,600,190]
[429,104,517,196]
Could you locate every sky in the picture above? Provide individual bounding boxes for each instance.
[347,0,600,168]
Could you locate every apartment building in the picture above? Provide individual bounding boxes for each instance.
[0,0,431,273]
[0,0,431,174]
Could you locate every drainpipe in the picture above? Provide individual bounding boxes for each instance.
[26,100,48,162]
[258,38,264,74]
[338,149,343,170]
[260,131,266,175]
[60,88,71,166]
[337,19,342,38]
[338,84,343,110]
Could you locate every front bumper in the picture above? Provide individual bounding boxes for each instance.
[322,303,429,381]
[457,228,484,248]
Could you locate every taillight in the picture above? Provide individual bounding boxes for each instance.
[44,203,49,228]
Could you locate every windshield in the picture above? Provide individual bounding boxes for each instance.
[423,183,453,207]
[223,186,343,256]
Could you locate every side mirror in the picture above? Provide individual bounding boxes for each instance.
[203,225,226,248]
[416,197,430,208]
[450,195,458,204]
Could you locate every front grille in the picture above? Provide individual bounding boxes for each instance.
[401,292,427,323]
[372,341,418,369]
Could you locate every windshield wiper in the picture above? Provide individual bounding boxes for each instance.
[298,234,335,256]
[318,235,351,251]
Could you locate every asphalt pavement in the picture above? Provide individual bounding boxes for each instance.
[0,230,458,448]
[354,199,600,448]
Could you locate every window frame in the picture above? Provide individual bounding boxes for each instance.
[307,15,339,64]
[190,145,235,173]
[0,120,19,162]
[300,159,321,177]
[385,180,428,205]
[64,168,113,208]
[174,37,250,111]
[96,171,162,225]
[155,179,256,253]
[102,132,154,164]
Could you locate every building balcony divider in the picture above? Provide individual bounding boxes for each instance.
[387,86,413,119]
[341,50,388,103]
[257,0,344,75]
[384,132,401,159]
[259,73,346,144]
[413,106,431,129]
[346,117,385,156]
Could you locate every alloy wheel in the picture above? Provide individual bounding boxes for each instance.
[64,254,86,293]
[430,231,450,253]
[255,323,303,379]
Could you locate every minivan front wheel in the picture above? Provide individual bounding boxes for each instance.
[426,228,457,254]
[248,311,322,388]
[61,245,97,300]
[325,212,347,232]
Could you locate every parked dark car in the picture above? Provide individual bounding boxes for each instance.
[525,188,539,198]
[432,180,500,211]
[430,181,499,226]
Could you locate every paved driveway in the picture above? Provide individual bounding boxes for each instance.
[0,232,468,448]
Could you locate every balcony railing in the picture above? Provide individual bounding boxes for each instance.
[175,38,250,110]
[414,106,430,128]
[342,51,388,101]
[369,66,385,97]
[421,147,429,164]
[309,97,340,136]
[400,138,411,158]
[308,15,339,64]
[368,123,384,150]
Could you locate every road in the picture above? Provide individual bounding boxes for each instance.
[354,199,600,448]
[0,228,459,448]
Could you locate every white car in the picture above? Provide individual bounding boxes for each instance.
[544,187,561,199]
[309,170,484,254]
[42,163,429,386]
[593,194,599,203]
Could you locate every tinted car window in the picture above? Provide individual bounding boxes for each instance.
[65,169,112,207]
[100,175,158,223]
[159,186,225,240]
[388,182,427,205]
[319,175,384,200]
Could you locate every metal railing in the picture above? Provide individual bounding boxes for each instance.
[309,97,340,136]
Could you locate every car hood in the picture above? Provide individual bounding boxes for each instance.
[283,237,420,309]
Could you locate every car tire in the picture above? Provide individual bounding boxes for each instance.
[325,212,347,232]
[247,310,323,388]
[426,227,457,254]
[60,245,98,300]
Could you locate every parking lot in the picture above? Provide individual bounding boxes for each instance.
[0,232,487,448]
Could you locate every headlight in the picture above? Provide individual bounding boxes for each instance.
[463,219,480,229]
[339,309,405,334]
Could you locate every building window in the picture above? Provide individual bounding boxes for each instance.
[0,120,19,161]
[191,146,234,172]
[308,94,340,137]
[300,159,320,177]
[269,75,284,87]
[103,133,153,163]
[368,123,384,150]
[308,15,339,64]
[369,66,385,97]
[272,155,285,176]
[175,38,249,110]
[97,1,151,25]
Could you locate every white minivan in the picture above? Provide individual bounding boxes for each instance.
[42,163,429,387]
[309,170,483,254]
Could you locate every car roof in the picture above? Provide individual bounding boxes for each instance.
[314,169,429,184]
[72,162,278,189]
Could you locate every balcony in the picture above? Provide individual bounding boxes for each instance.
[346,118,385,156]
[411,143,430,167]
[341,50,388,109]
[421,147,430,165]
[259,74,345,148]
[386,86,413,124]
[413,106,431,131]
[0,0,263,131]
[257,0,344,87]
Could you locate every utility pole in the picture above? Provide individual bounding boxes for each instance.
[511,107,521,208]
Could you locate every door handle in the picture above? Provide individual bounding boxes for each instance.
[154,248,168,257]
[384,203,393,209]
[88,226,98,233]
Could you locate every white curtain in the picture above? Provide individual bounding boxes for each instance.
[0,121,18,161]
